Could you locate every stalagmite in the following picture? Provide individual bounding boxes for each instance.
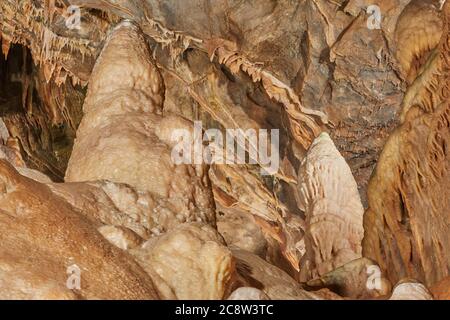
[65,21,216,231]
[297,132,365,282]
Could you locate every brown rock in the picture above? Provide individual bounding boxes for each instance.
[363,1,450,287]
[217,208,268,257]
[233,249,325,300]
[306,258,391,299]
[430,277,450,300]
[0,159,158,299]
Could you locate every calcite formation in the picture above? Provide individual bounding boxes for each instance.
[297,132,365,281]
[0,0,448,301]
[65,21,216,231]
[395,0,443,84]
[430,277,450,300]
[232,249,325,300]
[130,223,237,300]
[363,0,450,288]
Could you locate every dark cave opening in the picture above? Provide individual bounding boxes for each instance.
[0,44,83,182]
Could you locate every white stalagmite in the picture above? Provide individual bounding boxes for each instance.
[65,21,216,231]
[297,132,365,282]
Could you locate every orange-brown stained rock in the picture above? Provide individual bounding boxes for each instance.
[363,1,450,288]
[0,159,158,299]
[395,0,443,84]
[430,277,450,300]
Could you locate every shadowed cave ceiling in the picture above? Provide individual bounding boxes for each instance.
[0,0,448,300]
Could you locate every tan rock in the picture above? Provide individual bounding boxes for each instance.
[228,287,270,300]
[232,249,323,300]
[49,179,208,239]
[0,138,52,183]
[97,225,144,250]
[131,223,237,300]
[217,209,267,257]
[389,281,433,300]
[297,132,364,282]
[0,159,158,299]
[363,2,450,287]
[430,277,450,300]
[65,21,216,228]
[395,0,443,84]
[306,258,391,299]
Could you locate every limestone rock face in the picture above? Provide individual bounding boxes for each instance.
[0,160,158,299]
[297,133,365,281]
[130,223,237,300]
[65,22,216,229]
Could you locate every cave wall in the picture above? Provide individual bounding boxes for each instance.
[0,0,448,299]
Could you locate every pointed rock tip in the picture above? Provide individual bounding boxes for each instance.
[308,131,337,153]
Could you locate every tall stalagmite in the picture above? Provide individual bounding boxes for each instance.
[65,21,216,232]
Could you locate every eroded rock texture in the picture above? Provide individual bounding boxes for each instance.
[232,249,328,300]
[363,1,450,288]
[430,276,450,300]
[0,0,448,301]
